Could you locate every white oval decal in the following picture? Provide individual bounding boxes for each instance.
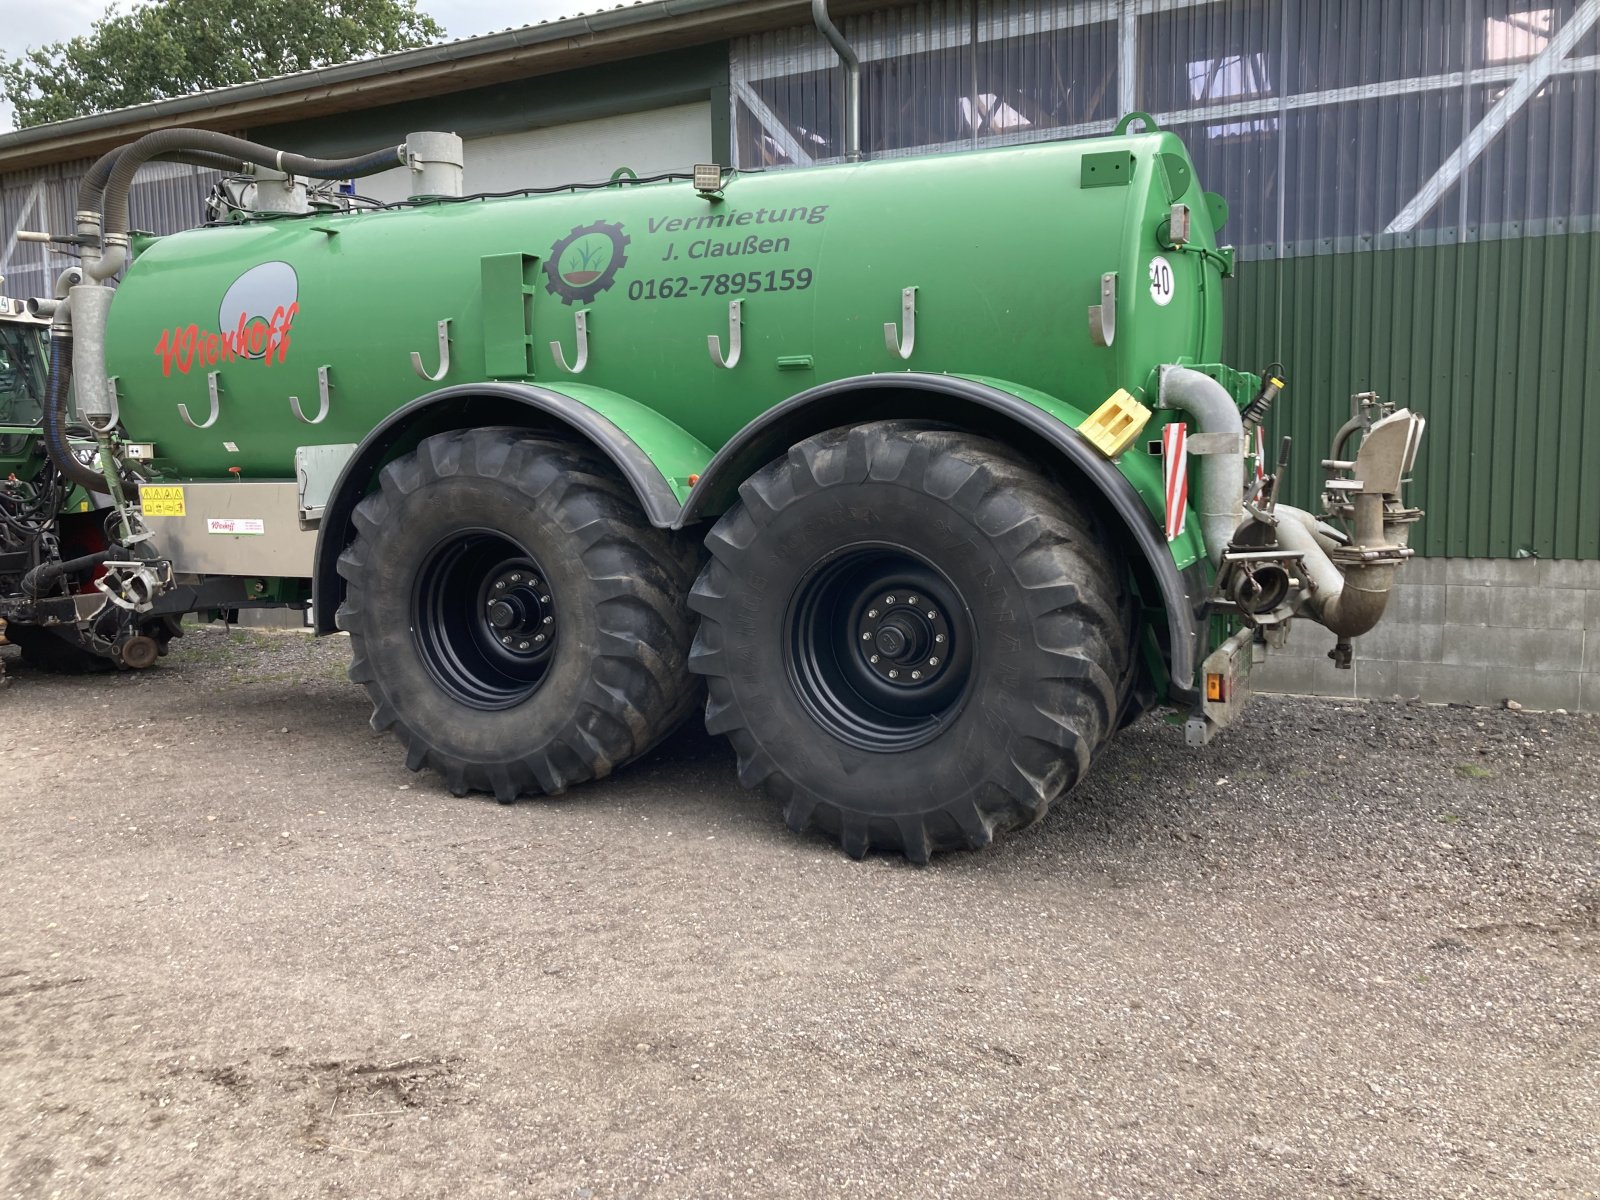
[1148,255,1175,306]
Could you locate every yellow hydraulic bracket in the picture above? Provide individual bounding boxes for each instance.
[1080,388,1152,459]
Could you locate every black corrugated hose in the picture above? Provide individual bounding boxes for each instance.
[20,545,126,599]
[102,129,406,236]
[41,331,108,496]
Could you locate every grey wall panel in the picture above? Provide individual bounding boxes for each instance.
[730,0,1600,257]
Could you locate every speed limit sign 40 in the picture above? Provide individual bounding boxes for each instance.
[1148,255,1175,306]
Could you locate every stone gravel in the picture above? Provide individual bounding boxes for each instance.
[1,626,1596,1199]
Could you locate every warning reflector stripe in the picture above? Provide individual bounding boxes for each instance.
[1162,422,1188,542]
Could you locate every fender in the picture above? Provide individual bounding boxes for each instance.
[311,381,711,634]
[674,372,1208,700]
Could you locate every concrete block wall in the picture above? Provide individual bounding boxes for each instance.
[1252,557,1600,712]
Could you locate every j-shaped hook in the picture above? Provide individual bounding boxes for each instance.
[290,366,334,425]
[551,309,590,374]
[708,299,742,369]
[409,318,452,381]
[884,286,917,360]
[179,372,222,429]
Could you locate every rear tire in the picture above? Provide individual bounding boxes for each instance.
[689,422,1131,861]
[336,429,699,800]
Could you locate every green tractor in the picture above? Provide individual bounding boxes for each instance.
[0,113,1424,859]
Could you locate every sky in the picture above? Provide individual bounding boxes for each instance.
[1,0,590,130]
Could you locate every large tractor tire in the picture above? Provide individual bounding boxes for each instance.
[689,422,1131,862]
[336,429,699,800]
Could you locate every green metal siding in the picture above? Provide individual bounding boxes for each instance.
[1224,232,1600,561]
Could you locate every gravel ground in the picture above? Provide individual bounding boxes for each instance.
[1,625,1597,1200]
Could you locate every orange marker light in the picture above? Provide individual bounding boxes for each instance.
[1206,672,1226,703]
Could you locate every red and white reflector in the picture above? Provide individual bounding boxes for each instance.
[1254,424,1267,484]
[1162,421,1188,541]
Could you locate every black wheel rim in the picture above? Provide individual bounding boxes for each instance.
[786,544,976,753]
[412,528,558,711]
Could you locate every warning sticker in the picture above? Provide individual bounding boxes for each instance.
[141,486,186,517]
[206,517,265,536]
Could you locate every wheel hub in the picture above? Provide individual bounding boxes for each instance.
[412,532,559,711]
[485,568,556,655]
[861,593,949,686]
[786,545,974,753]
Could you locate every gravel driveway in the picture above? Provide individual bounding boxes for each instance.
[1,626,1596,1199]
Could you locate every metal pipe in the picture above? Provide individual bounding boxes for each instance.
[1156,366,1245,568]
[811,0,862,162]
[1273,504,1396,639]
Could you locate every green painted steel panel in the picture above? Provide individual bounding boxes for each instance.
[103,129,1232,570]
[1223,231,1600,562]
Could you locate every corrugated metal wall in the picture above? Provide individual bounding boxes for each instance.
[731,0,1600,559]
[1,160,218,302]
[1225,232,1600,561]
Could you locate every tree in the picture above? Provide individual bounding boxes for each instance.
[1,0,446,129]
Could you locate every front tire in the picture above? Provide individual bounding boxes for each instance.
[689,422,1131,861]
[336,429,698,800]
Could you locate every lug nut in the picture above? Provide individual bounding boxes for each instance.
[935,634,946,644]
[888,669,899,679]
[869,655,879,664]
[518,641,530,650]
[543,615,554,625]
[927,610,937,620]
[540,595,550,603]
[885,595,896,604]
[911,670,922,680]
[494,580,506,590]
[867,609,879,619]
[907,595,918,605]
[929,656,939,665]
[511,573,523,583]
[535,633,546,644]
[862,632,873,641]
[501,636,512,645]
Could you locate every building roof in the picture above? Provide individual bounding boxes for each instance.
[0,0,817,172]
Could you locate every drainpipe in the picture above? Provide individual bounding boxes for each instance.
[812,0,862,162]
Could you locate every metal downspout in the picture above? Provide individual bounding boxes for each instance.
[812,0,862,162]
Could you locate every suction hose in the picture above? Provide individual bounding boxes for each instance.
[98,129,406,257]
[20,545,126,600]
[41,310,109,496]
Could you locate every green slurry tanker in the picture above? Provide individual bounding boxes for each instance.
[0,112,1425,861]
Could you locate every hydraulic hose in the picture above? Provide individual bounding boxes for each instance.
[41,326,108,496]
[21,545,126,600]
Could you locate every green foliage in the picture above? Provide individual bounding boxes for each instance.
[0,0,445,129]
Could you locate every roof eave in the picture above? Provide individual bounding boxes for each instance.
[0,0,813,172]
